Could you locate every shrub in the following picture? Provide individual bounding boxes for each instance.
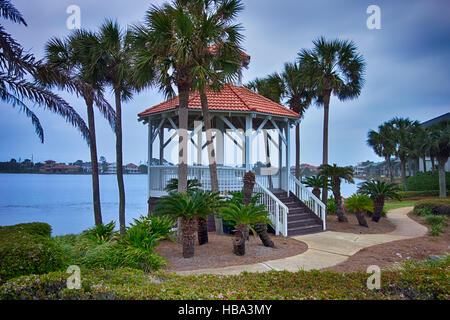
[130,216,175,241]
[0,223,67,284]
[81,221,118,244]
[327,198,336,214]
[398,190,441,199]
[414,199,450,216]
[406,172,450,191]
[1,257,448,300]
[424,215,448,236]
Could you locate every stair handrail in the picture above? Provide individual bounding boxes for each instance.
[288,174,326,231]
[254,180,289,236]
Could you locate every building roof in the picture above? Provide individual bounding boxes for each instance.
[138,83,300,119]
[421,112,450,128]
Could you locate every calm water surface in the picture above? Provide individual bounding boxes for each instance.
[0,174,363,236]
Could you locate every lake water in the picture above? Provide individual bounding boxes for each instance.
[0,174,363,236]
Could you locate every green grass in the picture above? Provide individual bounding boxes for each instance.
[384,200,418,212]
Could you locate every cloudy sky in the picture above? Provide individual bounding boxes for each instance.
[1,0,449,167]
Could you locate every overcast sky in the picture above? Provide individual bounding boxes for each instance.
[1,0,449,167]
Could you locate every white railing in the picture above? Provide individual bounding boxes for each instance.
[254,180,289,236]
[288,174,326,231]
[149,165,246,195]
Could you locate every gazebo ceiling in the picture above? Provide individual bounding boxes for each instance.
[138,83,300,120]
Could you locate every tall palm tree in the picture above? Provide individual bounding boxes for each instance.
[367,122,396,182]
[246,73,285,104]
[44,31,116,226]
[92,20,135,234]
[0,0,89,145]
[281,62,313,180]
[388,117,419,190]
[319,164,355,222]
[428,120,450,198]
[298,37,365,204]
[188,0,247,236]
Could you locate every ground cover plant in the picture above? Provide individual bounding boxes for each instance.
[0,256,448,300]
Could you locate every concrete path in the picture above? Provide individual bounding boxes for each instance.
[177,207,427,275]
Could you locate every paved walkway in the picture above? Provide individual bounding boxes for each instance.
[177,207,427,275]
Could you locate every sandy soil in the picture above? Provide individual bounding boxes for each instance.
[155,232,308,272]
[326,212,396,234]
[323,213,449,273]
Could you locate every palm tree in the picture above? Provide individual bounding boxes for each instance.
[44,31,116,226]
[298,37,365,204]
[358,180,402,222]
[187,0,247,236]
[428,120,450,198]
[302,175,329,199]
[246,73,285,103]
[388,117,419,190]
[155,190,221,258]
[219,202,271,256]
[0,0,89,145]
[92,20,136,234]
[165,178,202,193]
[242,171,274,247]
[281,62,313,179]
[344,194,373,227]
[319,164,355,222]
[367,123,396,182]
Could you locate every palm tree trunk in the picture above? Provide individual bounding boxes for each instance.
[197,216,208,245]
[321,91,331,206]
[431,155,436,172]
[295,123,301,180]
[422,157,427,173]
[400,157,407,191]
[181,217,197,258]
[115,90,126,235]
[355,209,368,227]
[372,196,384,222]
[438,159,447,198]
[332,179,347,222]
[200,91,221,236]
[233,224,247,256]
[85,96,102,226]
[386,157,394,182]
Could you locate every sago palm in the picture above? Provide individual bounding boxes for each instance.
[219,203,271,256]
[0,0,89,144]
[302,175,330,199]
[358,180,402,222]
[319,164,355,222]
[344,194,373,228]
[299,37,365,204]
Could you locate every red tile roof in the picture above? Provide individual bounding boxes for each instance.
[138,83,300,118]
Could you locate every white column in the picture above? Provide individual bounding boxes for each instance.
[285,121,291,196]
[278,129,283,190]
[216,117,224,166]
[245,115,252,171]
[195,120,202,166]
[147,121,153,199]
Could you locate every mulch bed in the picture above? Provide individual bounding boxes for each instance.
[155,232,308,272]
[326,212,396,234]
[323,213,449,273]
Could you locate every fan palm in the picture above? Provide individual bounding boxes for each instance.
[428,120,450,198]
[344,194,373,227]
[89,20,136,234]
[0,0,89,145]
[298,37,365,204]
[367,122,396,182]
[44,31,116,226]
[188,0,247,236]
[319,164,355,222]
[358,180,402,222]
[388,117,419,190]
[282,62,313,179]
[219,203,271,256]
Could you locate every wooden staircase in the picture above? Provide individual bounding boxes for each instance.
[271,189,324,236]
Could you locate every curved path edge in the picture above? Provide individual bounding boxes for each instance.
[176,207,427,275]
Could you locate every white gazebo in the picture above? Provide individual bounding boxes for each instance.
[138,83,326,236]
